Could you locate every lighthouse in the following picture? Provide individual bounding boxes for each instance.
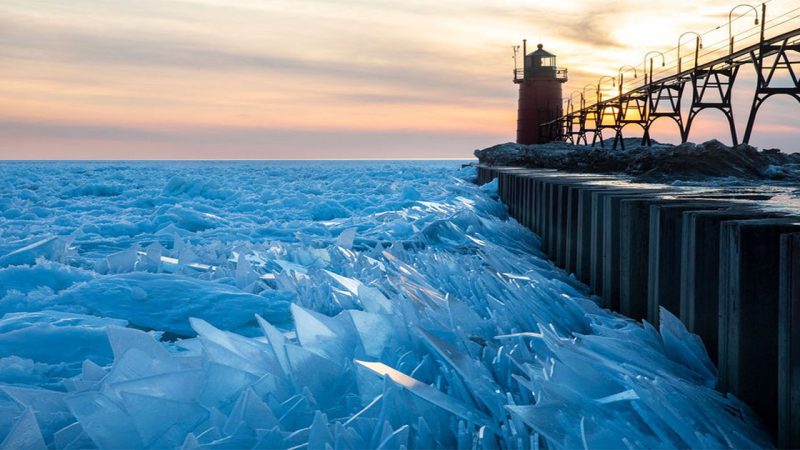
[514,41,568,145]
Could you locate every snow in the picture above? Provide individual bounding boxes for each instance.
[475,139,800,183]
[0,160,772,449]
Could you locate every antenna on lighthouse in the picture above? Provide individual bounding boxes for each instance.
[522,39,527,67]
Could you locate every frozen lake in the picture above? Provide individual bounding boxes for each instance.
[0,161,772,449]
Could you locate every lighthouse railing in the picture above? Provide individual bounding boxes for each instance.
[513,67,569,83]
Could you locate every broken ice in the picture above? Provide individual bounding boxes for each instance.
[0,161,773,449]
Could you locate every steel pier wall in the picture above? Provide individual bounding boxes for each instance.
[476,165,800,446]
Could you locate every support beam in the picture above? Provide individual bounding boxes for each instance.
[779,232,800,449]
[646,201,731,324]
[718,218,800,435]
[680,208,770,363]
[602,190,666,310]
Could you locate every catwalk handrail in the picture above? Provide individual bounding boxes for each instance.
[559,26,800,120]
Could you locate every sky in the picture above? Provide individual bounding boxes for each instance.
[0,0,799,159]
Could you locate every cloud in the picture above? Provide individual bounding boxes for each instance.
[0,9,510,104]
[0,0,797,158]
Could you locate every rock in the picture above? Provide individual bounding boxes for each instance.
[474,139,800,183]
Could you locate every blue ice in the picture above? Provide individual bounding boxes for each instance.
[0,161,772,449]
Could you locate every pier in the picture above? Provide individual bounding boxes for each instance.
[476,165,800,447]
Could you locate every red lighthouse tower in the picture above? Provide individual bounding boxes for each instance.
[514,41,568,145]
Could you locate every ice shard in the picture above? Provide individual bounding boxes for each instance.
[354,360,495,431]
[0,407,47,450]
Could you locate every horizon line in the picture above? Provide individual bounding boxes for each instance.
[0,157,478,162]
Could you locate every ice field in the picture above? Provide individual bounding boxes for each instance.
[0,161,774,449]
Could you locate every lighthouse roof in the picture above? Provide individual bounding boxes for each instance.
[529,43,555,57]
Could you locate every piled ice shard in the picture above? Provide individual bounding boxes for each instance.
[0,161,773,449]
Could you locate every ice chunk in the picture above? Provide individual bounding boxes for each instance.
[480,178,498,196]
[307,411,333,449]
[160,205,224,232]
[285,345,345,406]
[64,391,144,448]
[235,253,259,290]
[377,423,409,449]
[291,304,355,363]
[659,307,716,386]
[325,270,394,314]
[0,407,47,450]
[256,314,291,378]
[81,359,107,381]
[1,386,72,443]
[595,389,639,404]
[354,360,495,430]
[121,392,207,447]
[198,362,259,407]
[47,273,292,336]
[344,310,394,358]
[178,245,200,266]
[106,326,173,363]
[413,417,436,449]
[0,357,55,388]
[275,259,309,275]
[336,227,357,250]
[357,285,394,314]
[310,201,350,221]
[416,327,506,419]
[0,311,124,368]
[53,421,94,450]
[253,427,284,449]
[0,236,68,267]
[142,242,164,272]
[154,223,192,237]
[0,261,93,298]
[324,270,361,295]
[104,245,140,274]
[225,388,279,434]
[506,388,656,449]
[401,186,421,201]
[111,369,205,403]
[190,318,280,376]
[103,348,184,389]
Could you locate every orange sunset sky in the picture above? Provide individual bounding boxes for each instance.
[1,0,799,159]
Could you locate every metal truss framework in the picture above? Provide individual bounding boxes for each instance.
[743,36,800,143]
[541,17,800,148]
